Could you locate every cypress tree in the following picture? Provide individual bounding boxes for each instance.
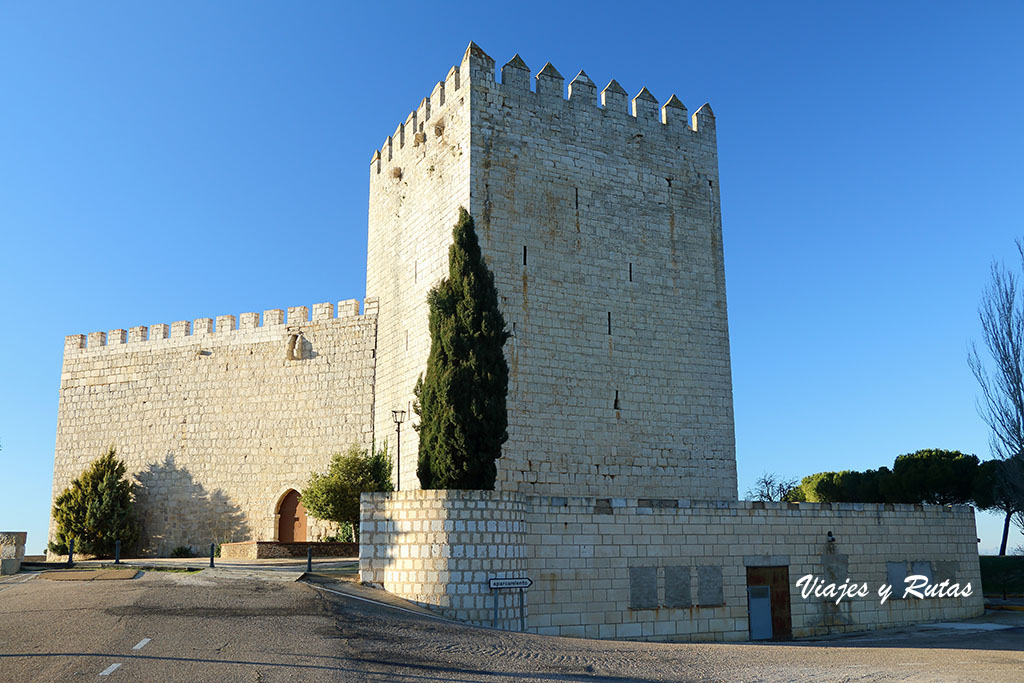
[415,207,510,489]
[50,446,138,557]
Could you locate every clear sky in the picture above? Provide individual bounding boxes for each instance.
[2,2,1022,555]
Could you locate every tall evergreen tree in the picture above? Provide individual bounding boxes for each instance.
[50,446,138,557]
[415,207,510,489]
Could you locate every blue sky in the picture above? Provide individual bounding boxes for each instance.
[1,2,1022,555]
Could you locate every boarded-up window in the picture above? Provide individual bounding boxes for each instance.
[664,565,692,607]
[697,565,724,606]
[629,566,658,609]
[910,561,933,583]
[886,561,908,599]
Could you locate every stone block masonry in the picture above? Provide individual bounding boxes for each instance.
[360,490,528,630]
[52,300,378,556]
[368,43,735,500]
[1,532,27,575]
[361,492,983,641]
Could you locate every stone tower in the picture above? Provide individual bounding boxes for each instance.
[368,43,736,499]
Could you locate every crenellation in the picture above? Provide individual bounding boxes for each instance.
[193,318,213,336]
[129,325,148,343]
[312,302,334,321]
[109,329,127,345]
[215,315,236,333]
[417,96,430,127]
[264,309,285,326]
[338,299,360,317]
[431,80,445,111]
[600,79,628,113]
[660,94,688,129]
[404,110,417,140]
[239,312,259,330]
[151,324,169,340]
[88,331,106,347]
[692,103,715,137]
[535,62,564,99]
[631,87,659,121]
[501,54,531,92]
[171,320,191,337]
[445,64,460,94]
[568,69,596,105]
[461,41,493,85]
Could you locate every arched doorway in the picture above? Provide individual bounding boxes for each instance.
[277,489,307,543]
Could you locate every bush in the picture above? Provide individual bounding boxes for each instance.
[301,444,393,541]
[49,446,138,557]
[170,545,194,558]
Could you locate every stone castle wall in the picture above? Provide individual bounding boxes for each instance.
[368,44,736,499]
[361,491,984,641]
[52,300,377,555]
[366,57,473,492]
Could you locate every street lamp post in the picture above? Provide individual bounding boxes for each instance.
[392,409,406,491]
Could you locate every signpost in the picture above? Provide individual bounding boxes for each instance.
[488,577,532,631]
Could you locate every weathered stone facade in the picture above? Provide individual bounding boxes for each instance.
[369,44,736,499]
[52,43,983,644]
[53,301,377,555]
[361,492,983,641]
[1,531,27,575]
[357,43,983,641]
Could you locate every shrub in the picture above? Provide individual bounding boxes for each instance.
[301,444,393,541]
[170,545,194,558]
[49,446,138,557]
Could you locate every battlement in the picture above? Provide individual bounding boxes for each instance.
[370,42,714,177]
[64,297,379,354]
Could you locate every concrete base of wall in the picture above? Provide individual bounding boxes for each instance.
[0,558,21,575]
[219,541,358,560]
[360,491,984,641]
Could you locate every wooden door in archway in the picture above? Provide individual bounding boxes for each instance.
[277,490,307,543]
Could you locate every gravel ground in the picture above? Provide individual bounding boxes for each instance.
[0,569,1021,682]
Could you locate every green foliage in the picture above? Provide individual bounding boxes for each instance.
[788,450,979,505]
[890,449,978,504]
[170,545,194,558]
[323,522,356,543]
[301,444,393,535]
[979,555,1024,597]
[49,446,138,557]
[415,207,511,490]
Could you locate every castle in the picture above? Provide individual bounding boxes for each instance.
[52,43,983,641]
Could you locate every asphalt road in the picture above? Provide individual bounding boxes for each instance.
[0,569,1022,682]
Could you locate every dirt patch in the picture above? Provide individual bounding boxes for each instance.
[42,569,139,581]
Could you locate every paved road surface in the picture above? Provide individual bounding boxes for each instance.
[0,569,1021,682]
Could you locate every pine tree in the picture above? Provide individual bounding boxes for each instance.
[50,447,138,557]
[415,207,510,489]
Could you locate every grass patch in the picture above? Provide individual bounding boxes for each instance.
[980,555,1024,597]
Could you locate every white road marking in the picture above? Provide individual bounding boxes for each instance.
[132,638,151,650]
[98,663,121,676]
[0,573,38,593]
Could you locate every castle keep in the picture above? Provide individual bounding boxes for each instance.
[53,43,983,641]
